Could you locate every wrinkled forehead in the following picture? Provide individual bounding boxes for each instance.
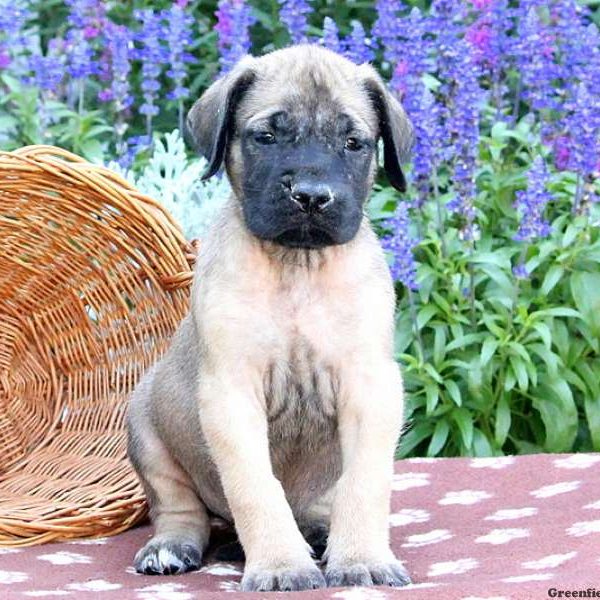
[236,59,378,136]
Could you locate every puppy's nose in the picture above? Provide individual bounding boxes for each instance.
[290,182,334,214]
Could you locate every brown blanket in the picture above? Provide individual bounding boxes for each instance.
[2,453,599,599]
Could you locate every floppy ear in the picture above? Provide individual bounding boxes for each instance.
[185,62,256,180]
[362,74,414,193]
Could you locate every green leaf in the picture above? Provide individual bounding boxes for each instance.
[417,304,438,329]
[433,326,447,366]
[532,322,552,348]
[562,223,580,248]
[469,250,512,270]
[445,379,462,407]
[504,365,516,392]
[529,343,561,377]
[396,421,434,458]
[534,307,581,319]
[452,408,473,449]
[571,272,600,337]
[425,382,440,415]
[541,265,565,296]
[424,363,444,384]
[532,379,578,452]
[446,333,486,352]
[472,428,494,457]
[480,337,499,367]
[494,394,511,447]
[509,355,529,392]
[427,419,450,457]
[584,396,600,451]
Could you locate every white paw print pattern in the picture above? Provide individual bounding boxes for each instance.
[470,457,515,470]
[22,593,71,597]
[0,570,29,585]
[501,573,554,583]
[566,520,600,537]
[584,500,600,510]
[217,580,239,593]
[199,563,242,576]
[521,552,577,570]
[475,528,530,545]
[331,588,389,600]
[68,537,109,545]
[427,558,478,577]
[135,582,193,600]
[554,454,600,469]
[402,529,453,547]
[530,481,580,498]
[389,508,431,527]
[485,507,538,521]
[37,551,92,565]
[0,548,22,555]
[66,580,122,592]
[439,490,493,505]
[392,472,431,491]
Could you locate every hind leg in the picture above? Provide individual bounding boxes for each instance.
[128,421,210,575]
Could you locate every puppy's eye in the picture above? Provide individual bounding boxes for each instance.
[345,137,362,151]
[254,131,276,145]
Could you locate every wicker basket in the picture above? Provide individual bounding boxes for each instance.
[0,146,195,546]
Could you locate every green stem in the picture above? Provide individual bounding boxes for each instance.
[433,169,447,259]
[78,79,84,115]
[408,289,424,363]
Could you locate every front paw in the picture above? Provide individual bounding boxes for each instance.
[241,563,326,592]
[134,536,202,575]
[325,559,411,588]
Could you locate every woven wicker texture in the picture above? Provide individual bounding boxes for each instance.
[0,146,195,546]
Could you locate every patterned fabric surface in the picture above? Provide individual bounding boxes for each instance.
[2,453,600,599]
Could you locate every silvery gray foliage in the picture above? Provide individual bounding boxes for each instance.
[110,129,231,240]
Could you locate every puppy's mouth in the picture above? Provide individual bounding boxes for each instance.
[273,227,336,249]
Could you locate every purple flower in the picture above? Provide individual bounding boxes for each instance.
[513,157,552,243]
[64,28,96,79]
[64,0,104,79]
[0,0,32,71]
[407,86,443,208]
[215,0,256,74]
[65,0,104,31]
[381,203,420,290]
[372,0,403,64]
[465,0,511,72]
[514,4,561,114]
[164,2,195,101]
[552,135,570,171]
[100,23,133,112]
[278,0,312,45]
[343,21,375,65]
[28,39,65,91]
[443,39,486,240]
[321,17,341,53]
[512,262,529,280]
[0,50,10,69]
[135,9,168,118]
[389,7,431,98]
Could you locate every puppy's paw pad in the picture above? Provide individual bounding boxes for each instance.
[326,561,411,588]
[134,540,202,575]
[241,565,326,592]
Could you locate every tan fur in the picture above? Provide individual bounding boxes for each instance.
[128,45,410,591]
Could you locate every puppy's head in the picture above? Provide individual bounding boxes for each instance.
[186,46,413,249]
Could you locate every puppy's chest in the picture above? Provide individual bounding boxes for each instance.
[263,337,338,442]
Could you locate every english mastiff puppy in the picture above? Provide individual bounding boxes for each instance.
[127,44,413,592]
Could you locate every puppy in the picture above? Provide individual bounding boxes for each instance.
[127,45,413,592]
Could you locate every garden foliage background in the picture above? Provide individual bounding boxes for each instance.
[1,0,600,458]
